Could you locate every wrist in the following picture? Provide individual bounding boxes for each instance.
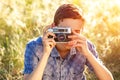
[43,49,51,56]
[43,48,51,53]
[84,50,93,58]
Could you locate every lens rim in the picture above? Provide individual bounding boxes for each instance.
[57,33,66,42]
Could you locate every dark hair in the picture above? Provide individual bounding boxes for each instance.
[54,4,85,26]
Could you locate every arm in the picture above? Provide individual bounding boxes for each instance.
[85,51,114,80]
[23,49,52,80]
[24,25,56,80]
[68,31,114,80]
[26,51,51,80]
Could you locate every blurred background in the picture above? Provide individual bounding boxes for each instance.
[0,0,120,80]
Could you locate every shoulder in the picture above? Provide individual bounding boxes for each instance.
[87,39,96,50]
[24,37,43,71]
[27,36,43,47]
[87,39,98,57]
[24,36,43,57]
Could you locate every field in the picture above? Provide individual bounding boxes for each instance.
[0,0,120,80]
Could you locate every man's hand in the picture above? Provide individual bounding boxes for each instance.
[68,30,114,80]
[68,30,90,56]
[42,24,56,53]
[24,24,56,80]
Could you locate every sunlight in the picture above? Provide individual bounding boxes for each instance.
[0,0,120,80]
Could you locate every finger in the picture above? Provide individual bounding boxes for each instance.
[77,39,86,43]
[68,39,85,47]
[70,39,85,47]
[68,39,84,44]
[43,31,56,39]
[76,44,83,52]
[68,35,86,41]
[68,40,77,45]
[43,38,55,44]
[74,43,83,47]
[68,35,78,40]
[45,39,56,47]
[73,42,84,52]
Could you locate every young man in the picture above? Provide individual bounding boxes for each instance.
[23,4,113,80]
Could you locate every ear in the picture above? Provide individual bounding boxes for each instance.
[81,27,84,32]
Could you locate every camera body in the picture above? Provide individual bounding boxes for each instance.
[48,27,71,42]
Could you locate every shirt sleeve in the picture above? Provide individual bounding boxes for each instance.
[85,41,102,72]
[23,42,35,74]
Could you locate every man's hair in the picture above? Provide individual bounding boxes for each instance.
[54,4,85,26]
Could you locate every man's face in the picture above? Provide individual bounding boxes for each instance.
[56,18,84,50]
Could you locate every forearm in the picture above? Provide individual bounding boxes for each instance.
[27,51,50,80]
[85,51,114,80]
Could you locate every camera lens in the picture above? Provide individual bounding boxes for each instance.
[57,33,66,42]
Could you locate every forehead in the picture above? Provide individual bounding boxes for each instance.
[58,18,84,30]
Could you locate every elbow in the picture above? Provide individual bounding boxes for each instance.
[108,73,114,80]
[99,72,114,80]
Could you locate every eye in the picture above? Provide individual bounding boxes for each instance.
[74,30,80,33]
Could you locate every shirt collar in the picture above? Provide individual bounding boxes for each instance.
[50,47,61,58]
[67,47,77,60]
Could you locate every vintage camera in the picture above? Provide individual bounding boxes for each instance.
[48,27,71,42]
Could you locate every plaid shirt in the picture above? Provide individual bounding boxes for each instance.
[23,37,100,80]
